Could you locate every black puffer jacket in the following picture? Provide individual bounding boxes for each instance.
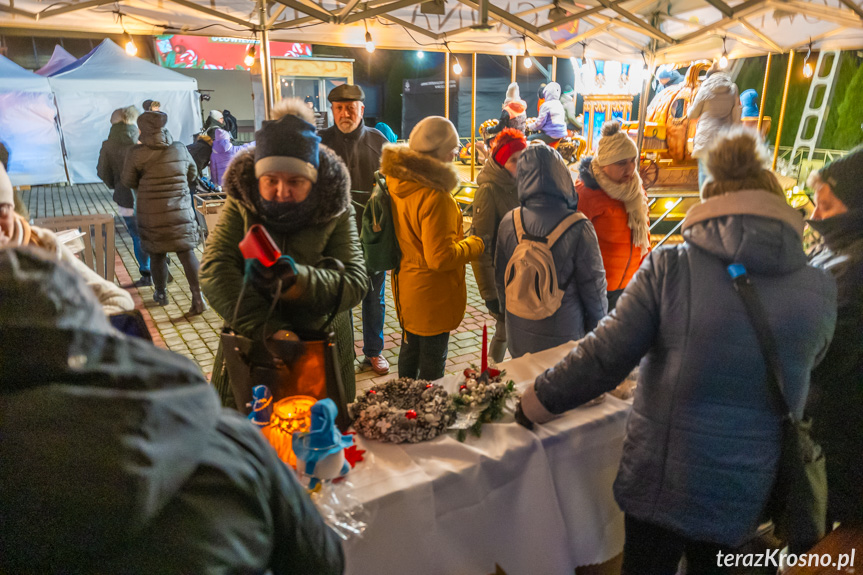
[808,211,863,524]
[122,112,198,253]
[0,247,344,575]
[97,123,138,209]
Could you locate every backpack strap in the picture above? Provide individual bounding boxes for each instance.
[513,207,525,244]
[545,211,586,247]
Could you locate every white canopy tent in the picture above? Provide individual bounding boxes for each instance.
[0,55,67,187]
[36,45,77,76]
[48,39,202,184]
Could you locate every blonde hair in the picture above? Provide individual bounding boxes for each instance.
[700,126,784,200]
[110,105,139,125]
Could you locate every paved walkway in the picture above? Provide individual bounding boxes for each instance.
[21,183,500,399]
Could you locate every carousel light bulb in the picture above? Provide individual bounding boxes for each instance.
[524,52,532,69]
[365,31,375,53]
[803,61,814,78]
[719,53,728,69]
[664,199,676,210]
[417,50,425,60]
[244,45,256,67]
[453,57,462,74]
[124,33,137,56]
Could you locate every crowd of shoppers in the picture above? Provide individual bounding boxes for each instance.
[2,61,861,575]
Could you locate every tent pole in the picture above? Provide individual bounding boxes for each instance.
[636,53,655,154]
[471,52,477,182]
[757,53,772,134]
[259,0,274,119]
[772,50,794,171]
[551,56,557,82]
[445,51,451,119]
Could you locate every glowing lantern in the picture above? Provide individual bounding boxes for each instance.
[264,395,317,467]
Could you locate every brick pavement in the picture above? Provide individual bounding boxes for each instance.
[21,183,500,399]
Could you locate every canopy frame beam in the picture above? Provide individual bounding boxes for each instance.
[171,0,257,28]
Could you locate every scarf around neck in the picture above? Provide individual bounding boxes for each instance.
[590,161,651,251]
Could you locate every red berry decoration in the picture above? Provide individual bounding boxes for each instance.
[405,409,418,420]
[460,384,467,390]
[368,389,377,394]
[464,368,477,379]
[487,367,501,378]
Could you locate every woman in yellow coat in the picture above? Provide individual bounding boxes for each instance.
[380,116,484,380]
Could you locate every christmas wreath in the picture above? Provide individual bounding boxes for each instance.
[352,378,456,443]
[452,367,517,441]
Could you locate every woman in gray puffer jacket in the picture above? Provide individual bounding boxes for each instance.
[122,111,205,316]
[688,62,741,190]
[517,128,837,573]
[494,144,607,358]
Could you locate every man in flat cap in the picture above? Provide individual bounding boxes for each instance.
[319,84,391,376]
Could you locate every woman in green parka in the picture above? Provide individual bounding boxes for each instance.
[201,99,367,407]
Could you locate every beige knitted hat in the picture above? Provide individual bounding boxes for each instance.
[594,121,638,167]
[409,116,460,162]
[0,163,13,207]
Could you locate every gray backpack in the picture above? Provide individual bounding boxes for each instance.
[504,208,585,320]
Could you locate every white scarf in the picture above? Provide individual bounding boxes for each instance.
[591,161,651,251]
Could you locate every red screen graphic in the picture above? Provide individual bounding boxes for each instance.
[154,35,312,70]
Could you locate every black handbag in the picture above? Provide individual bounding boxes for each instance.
[727,263,828,553]
[220,257,350,432]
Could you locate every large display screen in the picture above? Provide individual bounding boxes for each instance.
[154,35,312,71]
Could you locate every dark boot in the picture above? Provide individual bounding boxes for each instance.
[133,273,153,288]
[185,292,208,318]
[153,289,169,306]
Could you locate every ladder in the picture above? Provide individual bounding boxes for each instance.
[791,50,842,161]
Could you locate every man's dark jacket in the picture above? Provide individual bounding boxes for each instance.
[808,210,863,524]
[0,247,345,575]
[319,123,387,228]
[97,123,138,209]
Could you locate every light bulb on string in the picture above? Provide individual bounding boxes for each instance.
[417,50,425,60]
[124,33,137,56]
[718,36,728,69]
[244,44,256,67]
[452,56,463,75]
[524,51,532,69]
[802,42,813,78]
[365,31,375,53]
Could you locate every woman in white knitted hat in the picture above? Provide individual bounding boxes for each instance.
[575,120,650,310]
[380,116,484,380]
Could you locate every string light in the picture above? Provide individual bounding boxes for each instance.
[453,56,463,74]
[718,36,728,69]
[802,42,813,78]
[364,21,375,53]
[522,36,532,69]
[244,44,256,67]
[417,50,425,60]
[120,15,136,56]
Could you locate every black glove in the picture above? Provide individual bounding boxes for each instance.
[514,400,534,430]
[246,256,298,298]
[486,299,501,316]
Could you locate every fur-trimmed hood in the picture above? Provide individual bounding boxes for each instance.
[379,144,460,196]
[577,156,600,189]
[221,143,351,233]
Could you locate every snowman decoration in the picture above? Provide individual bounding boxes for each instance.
[292,398,354,489]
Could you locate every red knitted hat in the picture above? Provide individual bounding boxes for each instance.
[492,128,528,167]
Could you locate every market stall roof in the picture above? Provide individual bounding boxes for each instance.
[35,45,77,76]
[1,0,862,63]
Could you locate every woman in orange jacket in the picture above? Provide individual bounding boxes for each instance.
[575,121,650,310]
[380,116,484,380]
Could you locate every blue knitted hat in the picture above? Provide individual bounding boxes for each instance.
[254,114,321,182]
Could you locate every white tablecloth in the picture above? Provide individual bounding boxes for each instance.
[343,342,632,575]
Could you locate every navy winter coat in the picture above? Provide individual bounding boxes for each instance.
[495,145,607,358]
[530,190,837,546]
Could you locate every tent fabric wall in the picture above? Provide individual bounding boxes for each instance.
[49,39,202,184]
[0,55,67,187]
[36,45,76,76]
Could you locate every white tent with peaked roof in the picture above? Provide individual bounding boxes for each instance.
[36,45,77,76]
[48,39,202,184]
[0,55,67,187]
